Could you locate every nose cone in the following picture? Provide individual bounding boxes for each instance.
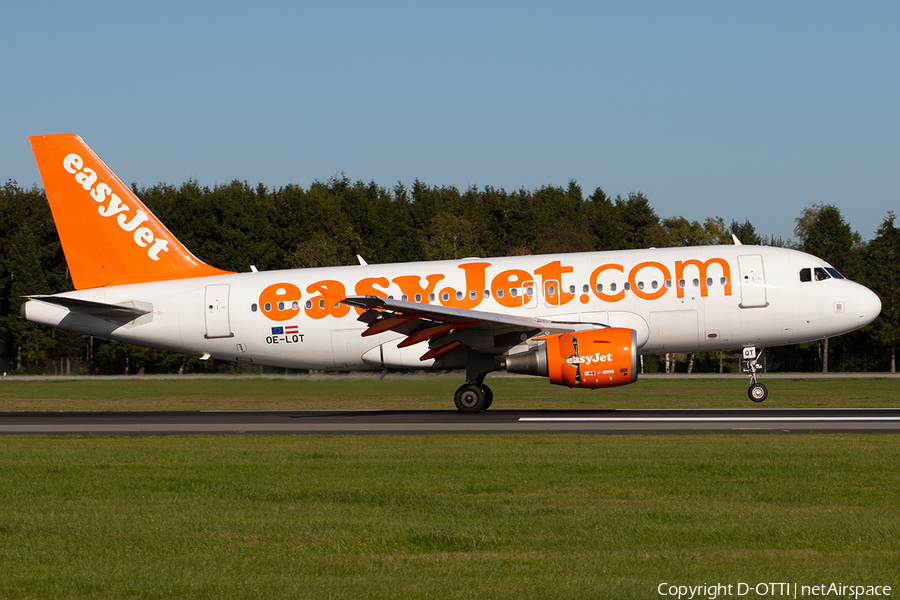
[858,285,882,327]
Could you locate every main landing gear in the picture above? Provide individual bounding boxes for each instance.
[454,350,496,412]
[454,382,493,412]
[743,347,768,402]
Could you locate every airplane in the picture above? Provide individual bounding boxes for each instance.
[22,134,882,411]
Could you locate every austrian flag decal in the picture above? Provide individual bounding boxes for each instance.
[266,325,305,345]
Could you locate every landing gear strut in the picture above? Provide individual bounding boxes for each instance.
[454,350,496,412]
[743,347,768,402]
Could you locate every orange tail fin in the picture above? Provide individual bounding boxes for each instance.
[30,134,232,289]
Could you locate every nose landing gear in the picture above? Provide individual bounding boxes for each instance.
[743,347,768,402]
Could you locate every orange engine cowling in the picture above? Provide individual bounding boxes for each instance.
[504,328,638,389]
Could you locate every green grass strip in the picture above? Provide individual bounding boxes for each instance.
[0,434,897,598]
[1,375,899,411]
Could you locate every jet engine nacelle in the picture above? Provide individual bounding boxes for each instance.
[505,328,638,389]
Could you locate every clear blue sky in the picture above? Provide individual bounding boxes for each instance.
[2,1,897,243]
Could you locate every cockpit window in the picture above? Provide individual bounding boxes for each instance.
[801,267,844,283]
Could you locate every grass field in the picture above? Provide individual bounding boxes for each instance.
[0,377,898,599]
[0,434,898,599]
[0,374,898,411]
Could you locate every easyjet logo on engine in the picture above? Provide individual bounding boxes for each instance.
[63,153,170,261]
[566,352,613,366]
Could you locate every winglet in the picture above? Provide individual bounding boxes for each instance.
[30,134,232,289]
[732,234,743,246]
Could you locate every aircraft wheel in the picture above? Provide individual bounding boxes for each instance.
[478,383,494,410]
[748,383,768,403]
[454,383,487,413]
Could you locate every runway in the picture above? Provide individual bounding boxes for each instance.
[2,408,900,435]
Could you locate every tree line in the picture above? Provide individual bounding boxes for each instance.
[1,176,897,374]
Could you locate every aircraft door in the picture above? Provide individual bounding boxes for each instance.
[204,284,233,338]
[738,255,768,308]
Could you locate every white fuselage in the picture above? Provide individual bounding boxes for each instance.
[23,245,882,371]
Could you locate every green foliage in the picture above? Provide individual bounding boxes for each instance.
[864,213,900,369]
[615,192,668,249]
[730,218,762,245]
[794,203,864,278]
[423,212,484,260]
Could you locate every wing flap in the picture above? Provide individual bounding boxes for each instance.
[341,295,576,360]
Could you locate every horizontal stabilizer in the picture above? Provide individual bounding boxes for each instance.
[25,295,153,318]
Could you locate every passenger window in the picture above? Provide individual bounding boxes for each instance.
[251,304,258,312]
[815,267,831,281]
[799,268,812,283]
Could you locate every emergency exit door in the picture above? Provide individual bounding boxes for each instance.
[204,284,233,338]
[738,255,768,308]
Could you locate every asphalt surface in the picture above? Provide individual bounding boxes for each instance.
[2,408,900,435]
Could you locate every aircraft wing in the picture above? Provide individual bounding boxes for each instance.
[341,295,603,360]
